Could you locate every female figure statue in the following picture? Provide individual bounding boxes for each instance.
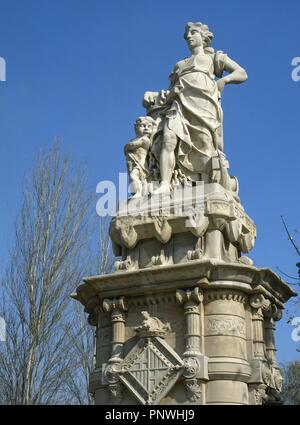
[143,22,248,193]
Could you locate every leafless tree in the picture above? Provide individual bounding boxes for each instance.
[280,216,300,283]
[65,216,114,405]
[280,361,300,405]
[0,144,95,404]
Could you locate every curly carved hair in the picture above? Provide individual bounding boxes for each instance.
[184,22,214,48]
[134,116,156,129]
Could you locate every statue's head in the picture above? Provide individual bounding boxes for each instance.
[141,311,150,319]
[134,116,155,137]
[184,22,214,51]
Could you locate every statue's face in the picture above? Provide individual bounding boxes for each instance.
[184,27,203,51]
[135,120,153,137]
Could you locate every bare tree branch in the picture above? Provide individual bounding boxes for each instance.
[0,143,94,404]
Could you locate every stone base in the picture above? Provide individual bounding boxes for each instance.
[110,183,257,270]
[74,259,295,405]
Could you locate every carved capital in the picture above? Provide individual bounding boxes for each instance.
[264,303,282,322]
[103,297,128,321]
[176,287,203,308]
[250,294,270,311]
[250,294,271,319]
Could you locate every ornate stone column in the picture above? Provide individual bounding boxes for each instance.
[102,297,128,404]
[264,304,282,366]
[103,296,128,363]
[176,287,208,403]
[176,287,203,356]
[264,303,283,404]
[248,293,271,404]
[250,294,270,359]
[248,294,283,404]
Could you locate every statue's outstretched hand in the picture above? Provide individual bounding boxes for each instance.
[143,91,158,108]
[158,90,170,105]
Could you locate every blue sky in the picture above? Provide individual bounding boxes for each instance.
[0,0,300,363]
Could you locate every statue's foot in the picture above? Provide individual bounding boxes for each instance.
[153,182,171,195]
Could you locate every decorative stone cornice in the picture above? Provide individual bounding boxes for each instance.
[73,261,296,313]
[204,289,246,304]
[127,294,176,307]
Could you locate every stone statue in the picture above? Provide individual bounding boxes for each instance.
[75,21,296,406]
[124,116,156,198]
[134,311,171,338]
[142,22,248,193]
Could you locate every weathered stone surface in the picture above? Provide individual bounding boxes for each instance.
[73,259,295,404]
[73,20,296,404]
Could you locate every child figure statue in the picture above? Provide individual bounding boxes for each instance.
[124,116,156,198]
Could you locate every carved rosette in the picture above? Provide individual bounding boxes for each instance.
[102,363,123,404]
[182,357,203,402]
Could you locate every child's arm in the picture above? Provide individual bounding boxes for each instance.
[125,137,150,153]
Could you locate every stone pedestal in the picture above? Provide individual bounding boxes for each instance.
[73,184,296,405]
